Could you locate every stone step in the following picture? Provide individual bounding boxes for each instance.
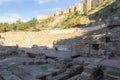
[105,74,120,80]
[105,70,120,76]
[85,64,97,69]
[84,64,97,73]
[53,65,83,80]
[81,72,91,78]
[0,70,21,80]
[67,74,86,80]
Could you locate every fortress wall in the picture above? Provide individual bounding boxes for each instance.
[37,0,105,20]
[75,2,84,12]
[92,0,104,5]
[37,0,106,21]
[86,0,92,11]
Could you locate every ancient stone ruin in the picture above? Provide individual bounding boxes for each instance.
[0,17,120,80]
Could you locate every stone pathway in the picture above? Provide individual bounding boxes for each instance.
[20,48,78,58]
[99,57,120,69]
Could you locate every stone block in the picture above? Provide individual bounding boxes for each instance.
[47,59,57,66]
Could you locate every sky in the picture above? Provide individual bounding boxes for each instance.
[0,0,82,23]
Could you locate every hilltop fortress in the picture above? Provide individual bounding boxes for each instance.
[37,0,104,21]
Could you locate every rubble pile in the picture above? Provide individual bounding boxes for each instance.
[0,20,120,80]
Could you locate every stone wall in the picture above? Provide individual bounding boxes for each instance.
[37,0,105,20]
[73,26,120,56]
[42,0,105,18]
[86,0,92,11]
[92,0,104,5]
[50,1,84,17]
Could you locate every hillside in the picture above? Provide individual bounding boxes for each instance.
[89,0,120,21]
[0,0,119,32]
[36,0,119,31]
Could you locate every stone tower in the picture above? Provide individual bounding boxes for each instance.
[74,2,84,12]
[86,0,92,11]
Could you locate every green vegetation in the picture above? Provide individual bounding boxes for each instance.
[35,0,120,30]
[0,0,119,32]
[0,18,38,32]
[36,17,54,31]
[54,11,86,29]
[89,0,116,21]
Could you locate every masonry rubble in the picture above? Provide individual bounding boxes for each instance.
[0,45,119,80]
[0,20,120,80]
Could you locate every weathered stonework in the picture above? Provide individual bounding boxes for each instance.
[74,2,84,12]
[92,0,104,5]
[37,0,105,21]
[86,0,92,11]
[0,16,120,80]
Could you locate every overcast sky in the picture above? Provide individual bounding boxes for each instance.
[0,0,82,23]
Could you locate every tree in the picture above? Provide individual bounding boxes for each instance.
[13,26,17,31]
[27,18,37,30]
[16,19,22,24]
